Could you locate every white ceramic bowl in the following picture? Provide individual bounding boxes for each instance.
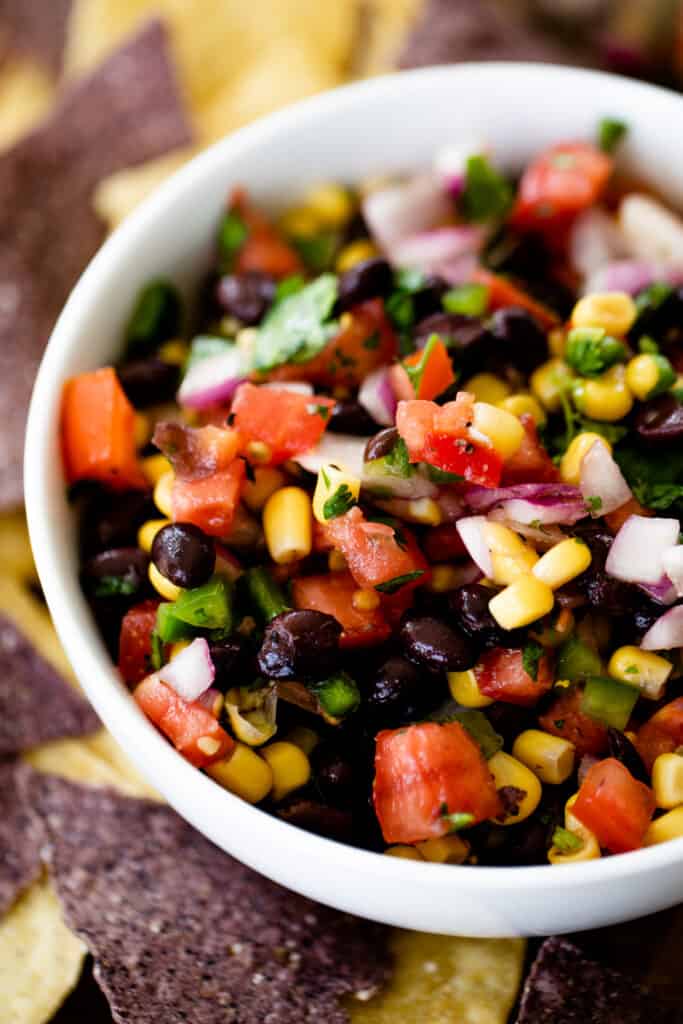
[26,63,683,937]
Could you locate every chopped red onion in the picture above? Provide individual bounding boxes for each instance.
[433,140,489,198]
[456,516,493,578]
[295,433,366,479]
[390,225,485,278]
[619,194,683,265]
[639,577,677,606]
[605,515,680,585]
[662,546,683,597]
[362,174,453,250]
[262,381,313,395]
[641,604,683,651]
[358,367,397,426]
[579,440,631,517]
[178,347,246,409]
[159,638,214,703]
[583,260,683,297]
[569,207,627,278]
[465,482,586,525]
[488,511,565,550]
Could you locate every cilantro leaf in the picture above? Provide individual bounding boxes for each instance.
[322,484,356,520]
[552,826,584,854]
[440,809,475,833]
[292,231,339,273]
[218,210,248,267]
[585,495,603,513]
[94,575,138,598]
[459,155,513,223]
[522,641,544,682]
[375,570,425,594]
[425,464,464,484]
[565,328,627,377]
[150,630,164,672]
[254,274,338,371]
[404,334,440,396]
[614,443,683,511]
[384,437,413,477]
[442,283,489,317]
[598,117,628,154]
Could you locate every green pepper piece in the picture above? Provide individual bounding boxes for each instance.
[155,603,193,644]
[440,708,502,760]
[442,283,489,317]
[125,279,182,357]
[244,567,290,623]
[171,577,232,632]
[310,672,360,720]
[557,635,602,682]
[581,675,638,731]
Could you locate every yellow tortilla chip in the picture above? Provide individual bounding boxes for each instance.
[93,147,194,229]
[349,930,525,1024]
[0,56,54,151]
[0,877,85,1024]
[358,0,423,75]
[0,511,37,581]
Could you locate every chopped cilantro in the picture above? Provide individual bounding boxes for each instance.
[254,273,338,371]
[614,444,683,512]
[275,274,305,301]
[394,268,427,293]
[375,570,425,594]
[553,719,565,730]
[425,464,464,484]
[597,117,628,154]
[565,327,627,377]
[307,403,331,420]
[522,641,543,682]
[362,331,380,350]
[150,630,164,671]
[94,575,138,598]
[322,484,356,520]
[442,283,489,317]
[625,664,639,675]
[385,290,414,329]
[586,495,603,513]
[552,826,583,854]
[320,467,330,488]
[367,514,409,550]
[440,809,476,833]
[384,437,414,477]
[218,210,248,267]
[404,334,441,397]
[459,155,513,223]
[429,707,503,759]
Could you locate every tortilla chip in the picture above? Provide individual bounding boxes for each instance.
[0,761,43,918]
[356,0,422,76]
[0,0,72,74]
[35,778,391,1023]
[0,19,192,509]
[0,875,86,1024]
[0,56,54,151]
[93,147,194,230]
[515,937,677,1024]
[0,511,36,580]
[350,929,525,1024]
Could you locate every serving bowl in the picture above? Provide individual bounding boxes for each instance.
[25,63,683,937]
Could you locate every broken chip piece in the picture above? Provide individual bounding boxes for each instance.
[33,777,391,1023]
[0,761,43,918]
[0,0,72,75]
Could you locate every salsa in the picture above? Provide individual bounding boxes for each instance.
[64,119,683,866]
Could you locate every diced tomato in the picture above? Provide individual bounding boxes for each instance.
[61,367,147,490]
[231,382,334,464]
[153,422,240,478]
[373,721,502,844]
[322,506,428,592]
[501,414,558,485]
[134,674,234,768]
[475,647,554,707]
[423,434,503,487]
[394,337,455,401]
[510,142,613,232]
[292,572,391,647]
[572,758,655,854]
[423,524,468,563]
[118,600,160,686]
[230,188,302,279]
[538,684,608,757]
[171,460,245,537]
[636,697,683,772]
[471,269,560,329]
[605,496,652,534]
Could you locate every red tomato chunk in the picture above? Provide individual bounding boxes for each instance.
[134,674,234,768]
[118,600,159,686]
[538,685,608,758]
[322,506,427,592]
[476,647,554,707]
[572,758,655,854]
[231,383,334,464]
[636,697,683,772]
[171,461,245,538]
[292,572,391,648]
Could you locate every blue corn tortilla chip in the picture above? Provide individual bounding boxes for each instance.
[33,777,391,1024]
[0,0,72,75]
[0,612,99,755]
[0,18,192,509]
[515,937,682,1024]
[0,760,43,918]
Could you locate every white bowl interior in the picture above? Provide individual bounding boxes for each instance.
[25,64,683,937]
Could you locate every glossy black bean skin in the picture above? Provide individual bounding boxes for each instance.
[209,638,248,692]
[365,656,423,726]
[635,394,683,445]
[337,258,393,310]
[151,523,215,589]
[311,745,355,807]
[83,547,149,595]
[629,286,683,346]
[215,271,276,325]
[450,584,511,649]
[80,489,155,557]
[277,800,353,842]
[606,727,650,785]
[257,609,342,680]
[364,426,399,462]
[400,615,475,672]
[584,571,635,617]
[117,357,179,409]
[489,307,548,373]
[412,275,449,320]
[328,401,379,436]
[414,313,493,376]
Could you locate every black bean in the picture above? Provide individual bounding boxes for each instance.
[337,258,393,310]
[83,547,149,597]
[311,745,355,807]
[400,615,475,672]
[215,271,276,325]
[489,307,548,373]
[412,274,449,320]
[209,638,247,692]
[364,427,399,463]
[328,401,379,436]
[79,489,155,557]
[450,584,511,649]
[365,656,423,726]
[485,701,536,748]
[277,799,353,842]
[414,312,494,376]
[117,357,179,409]
[257,609,342,680]
[151,523,215,589]
[629,285,683,347]
[635,394,683,446]
[584,570,635,617]
[606,727,650,785]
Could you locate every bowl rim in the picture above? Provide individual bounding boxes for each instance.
[25,61,683,903]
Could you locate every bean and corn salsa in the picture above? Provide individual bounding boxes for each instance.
[61,119,683,866]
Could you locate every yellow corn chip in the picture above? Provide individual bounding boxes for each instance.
[93,147,193,228]
[349,930,525,1024]
[0,877,85,1024]
[359,0,423,75]
[0,512,37,581]
[0,56,54,151]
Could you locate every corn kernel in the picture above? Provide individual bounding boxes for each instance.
[488,575,554,630]
[242,467,285,511]
[498,393,546,427]
[571,291,637,336]
[353,588,381,612]
[158,339,189,365]
[448,669,493,708]
[279,205,321,237]
[488,751,542,824]
[483,522,539,586]
[385,845,423,861]
[137,517,170,553]
[512,729,575,784]
[644,806,683,845]
[427,565,461,593]
[548,830,601,864]
[608,645,672,700]
[304,182,354,229]
[154,470,175,518]
[313,464,361,525]
[261,741,311,802]
[142,453,172,486]
[573,364,633,422]
[206,743,272,804]
[328,549,347,572]
[652,753,683,809]
[169,639,191,660]
[530,358,574,412]
[625,353,676,401]
[286,726,319,756]
[148,562,182,601]
[462,372,510,405]
[532,538,592,590]
[416,835,469,864]
[548,328,566,358]
[336,239,379,273]
[134,412,150,449]
[263,487,312,564]
[559,432,610,485]
[246,440,272,465]
[472,402,525,460]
